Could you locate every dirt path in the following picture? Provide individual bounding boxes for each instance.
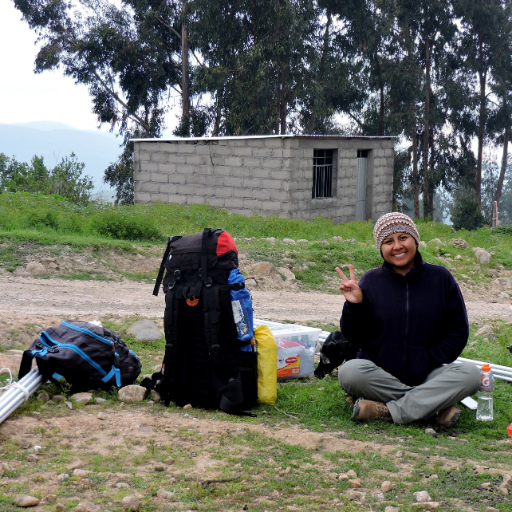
[0,274,510,326]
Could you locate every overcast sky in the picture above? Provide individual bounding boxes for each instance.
[0,1,179,133]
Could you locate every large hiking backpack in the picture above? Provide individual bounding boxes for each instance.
[18,321,141,391]
[146,228,258,414]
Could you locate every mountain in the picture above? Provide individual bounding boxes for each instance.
[0,122,122,195]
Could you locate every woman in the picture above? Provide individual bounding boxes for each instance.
[336,212,480,426]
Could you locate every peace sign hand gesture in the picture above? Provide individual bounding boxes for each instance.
[336,264,363,304]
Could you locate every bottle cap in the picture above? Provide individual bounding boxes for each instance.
[482,363,491,372]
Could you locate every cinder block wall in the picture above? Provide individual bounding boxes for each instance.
[133,135,395,223]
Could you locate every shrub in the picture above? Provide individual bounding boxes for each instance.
[92,211,162,241]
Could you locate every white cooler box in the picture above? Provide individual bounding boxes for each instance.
[253,319,321,380]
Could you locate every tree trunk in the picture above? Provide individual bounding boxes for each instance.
[495,126,509,206]
[181,2,190,135]
[422,23,431,220]
[476,32,485,205]
[412,115,420,219]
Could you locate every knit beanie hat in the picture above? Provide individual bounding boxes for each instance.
[373,212,420,252]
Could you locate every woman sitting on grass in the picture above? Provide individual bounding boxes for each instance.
[336,212,480,427]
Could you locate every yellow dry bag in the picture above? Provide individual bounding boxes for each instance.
[254,324,277,405]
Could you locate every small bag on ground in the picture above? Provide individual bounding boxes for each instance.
[314,330,358,379]
[18,321,141,391]
[144,228,258,415]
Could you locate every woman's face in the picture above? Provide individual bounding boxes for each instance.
[381,232,417,275]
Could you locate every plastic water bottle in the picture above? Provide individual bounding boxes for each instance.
[476,363,494,421]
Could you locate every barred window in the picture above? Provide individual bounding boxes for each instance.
[312,149,334,198]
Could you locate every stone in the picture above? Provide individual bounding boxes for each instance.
[475,324,493,337]
[45,494,57,502]
[485,507,500,512]
[501,473,512,489]
[65,401,73,409]
[38,391,50,402]
[127,320,162,341]
[282,238,296,245]
[428,238,443,245]
[97,412,106,420]
[455,254,462,260]
[297,239,309,243]
[183,403,193,410]
[121,495,140,511]
[276,267,296,281]
[414,490,432,502]
[395,451,403,458]
[492,277,512,290]
[375,492,385,502]
[95,397,107,404]
[154,465,165,472]
[27,454,38,463]
[56,504,66,512]
[57,474,70,481]
[164,457,175,465]
[480,482,492,490]
[153,364,162,372]
[118,385,148,402]
[424,428,437,436]
[338,473,349,481]
[252,261,277,275]
[499,486,508,495]
[414,503,440,509]
[116,482,130,489]
[52,395,65,402]
[75,502,100,512]
[385,508,400,512]
[26,262,47,276]
[449,238,469,249]
[381,480,392,492]
[346,469,358,478]
[349,479,362,488]
[14,495,40,507]
[473,247,492,264]
[332,236,344,242]
[6,349,24,355]
[316,240,329,246]
[419,241,427,249]
[486,269,498,277]
[150,390,161,401]
[71,392,93,404]
[345,490,364,501]
[73,469,89,478]
[67,460,84,470]
[157,489,175,499]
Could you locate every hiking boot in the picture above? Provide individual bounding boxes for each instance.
[436,406,460,428]
[352,398,392,422]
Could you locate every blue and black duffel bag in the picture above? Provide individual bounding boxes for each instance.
[18,321,141,391]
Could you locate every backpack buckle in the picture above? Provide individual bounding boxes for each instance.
[205,277,212,288]
[174,269,181,280]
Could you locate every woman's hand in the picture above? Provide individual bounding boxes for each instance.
[336,264,363,303]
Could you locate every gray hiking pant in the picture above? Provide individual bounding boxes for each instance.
[338,359,481,424]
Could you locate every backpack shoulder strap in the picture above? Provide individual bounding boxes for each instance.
[153,236,182,297]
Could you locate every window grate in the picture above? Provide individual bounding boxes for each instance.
[312,149,333,198]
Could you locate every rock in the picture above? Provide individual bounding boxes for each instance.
[375,492,385,502]
[332,236,343,242]
[473,247,492,264]
[183,403,193,410]
[349,479,362,488]
[486,269,498,277]
[152,364,162,372]
[485,507,500,512]
[118,385,147,402]
[474,264,481,271]
[385,508,400,512]
[316,240,329,246]
[38,391,50,402]
[157,489,175,500]
[266,237,276,243]
[428,238,443,245]
[419,241,427,249]
[57,474,70,481]
[56,504,66,512]
[67,460,84,470]
[154,465,165,472]
[501,473,512,489]
[164,457,175,465]
[297,239,309,243]
[455,254,462,260]
[75,502,100,512]
[395,450,403,458]
[116,482,130,489]
[14,495,40,507]
[414,502,440,509]
[345,490,364,501]
[73,469,89,478]
[449,238,469,249]
[127,320,162,341]
[27,454,39,463]
[499,486,508,495]
[475,324,493,337]
[121,495,140,511]
[282,238,296,245]
[338,473,349,481]
[71,392,93,404]
[26,262,47,276]
[381,480,392,492]
[65,401,73,409]
[150,390,161,401]
[45,494,57,502]
[480,482,492,489]
[97,412,106,420]
[346,469,357,478]
[276,267,296,281]
[492,277,512,290]
[424,428,437,436]
[52,395,65,402]
[414,490,432,502]
[252,261,277,275]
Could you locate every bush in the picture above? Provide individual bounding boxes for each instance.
[451,194,486,231]
[92,211,162,241]
[492,224,512,235]
[27,210,59,230]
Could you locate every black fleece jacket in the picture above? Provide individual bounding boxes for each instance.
[340,252,469,386]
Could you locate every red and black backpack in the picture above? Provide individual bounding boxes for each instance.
[144,228,257,415]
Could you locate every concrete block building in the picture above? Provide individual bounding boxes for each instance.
[132,135,395,223]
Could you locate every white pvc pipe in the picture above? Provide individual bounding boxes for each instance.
[0,369,44,425]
